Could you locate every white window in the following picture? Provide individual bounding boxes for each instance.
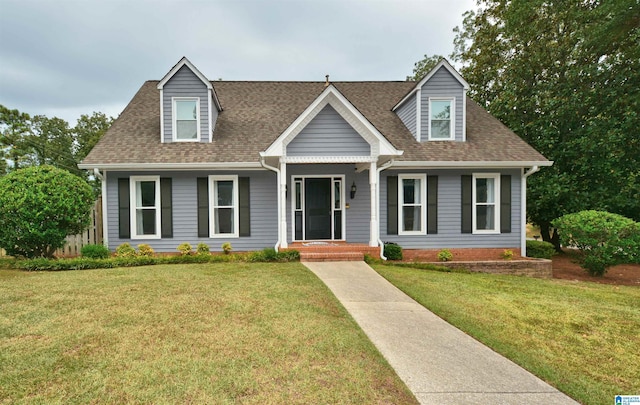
[209,175,239,238]
[130,176,161,239]
[473,173,500,234]
[398,174,427,235]
[172,97,200,141]
[428,98,455,140]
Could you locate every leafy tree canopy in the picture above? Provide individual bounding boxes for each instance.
[0,105,113,183]
[450,0,640,246]
[0,165,94,258]
[406,54,445,81]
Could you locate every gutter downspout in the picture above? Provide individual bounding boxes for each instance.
[376,159,395,260]
[521,166,540,257]
[260,156,281,251]
[93,168,109,249]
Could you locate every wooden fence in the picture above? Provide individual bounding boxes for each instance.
[0,197,103,258]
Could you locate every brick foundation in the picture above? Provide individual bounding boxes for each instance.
[401,248,552,278]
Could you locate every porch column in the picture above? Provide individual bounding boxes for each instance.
[369,161,378,247]
[279,160,288,248]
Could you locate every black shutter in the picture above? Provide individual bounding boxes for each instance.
[427,176,438,234]
[500,175,512,233]
[160,178,173,238]
[461,175,472,234]
[118,178,130,239]
[239,177,251,237]
[387,176,398,235]
[197,178,209,237]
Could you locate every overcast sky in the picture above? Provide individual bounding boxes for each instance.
[0,0,475,125]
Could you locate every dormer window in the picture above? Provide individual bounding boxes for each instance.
[428,98,454,140]
[172,97,200,141]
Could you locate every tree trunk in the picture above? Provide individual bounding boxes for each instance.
[540,222,562,251]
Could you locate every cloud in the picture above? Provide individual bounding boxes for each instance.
[0,0,475,124]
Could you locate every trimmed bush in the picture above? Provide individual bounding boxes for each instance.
[383,243,403,260]
[196,243,210,255]
[437,249,453,262]
[177,243,192,256]
[0,166,94,258]
[552,210,640,276]
[221,242,233,255]
[526,240,556,259]
[137,244,155,257]
[81,244,110,259]
[115,243,136,258]
[501,249,514,260]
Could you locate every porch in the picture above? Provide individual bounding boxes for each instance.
[283,241,380,262]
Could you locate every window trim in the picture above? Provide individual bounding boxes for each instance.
[130,175,161,239]
[428,97,455,141]
[398,174,427,235]
[472,173,501,234]
[208,175,239,238]
[172,97,201,142]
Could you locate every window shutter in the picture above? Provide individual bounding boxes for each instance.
[239,177,251,237]
[500,175,511,233]
[197,177,209,237]
[160,178,173,238]
[387,176,398,235]
[118,178,130,239]
[427,176,438,234]
[461,175,472,234]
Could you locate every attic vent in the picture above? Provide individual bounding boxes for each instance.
[325,75,330,87]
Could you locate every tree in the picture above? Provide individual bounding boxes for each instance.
[0,105,32,171]
[0,165,94,258]
[406,54,445,81]
[450,0,640,248]
[74,112,114,163]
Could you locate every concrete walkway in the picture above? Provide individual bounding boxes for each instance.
[303,261,578,405]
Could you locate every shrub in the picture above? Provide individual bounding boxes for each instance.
[221,242,233,255]
[501,249,514,260]
[115,243,136,258]
[196,243,210,255]
[277,249,300,262]
[437,249,453,262]
[177,243,192,256]
[552,210,640,276]
[81,244,110,259]
[526,240,556,259]
[137,244,155,257]
[0,166,94,258]
[383,242,403,260]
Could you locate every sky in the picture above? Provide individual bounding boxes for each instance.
[0,0,476,125]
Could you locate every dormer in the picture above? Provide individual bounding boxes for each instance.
[393,59,469,142]
[157,57,222,143]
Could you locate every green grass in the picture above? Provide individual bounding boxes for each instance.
[0,264,416,404]
[373,264,640,405]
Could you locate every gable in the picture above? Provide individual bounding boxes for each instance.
[286,105,371,157]
[420,66,464,142]
[162,65,212,143]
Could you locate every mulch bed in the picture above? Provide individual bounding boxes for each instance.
[551,252,640,286]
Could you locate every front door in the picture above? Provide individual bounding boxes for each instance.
[305,178,331,239]
[293,176,344,241]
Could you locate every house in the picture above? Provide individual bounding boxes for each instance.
[79,57,552,257]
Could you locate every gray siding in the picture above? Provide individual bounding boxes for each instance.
[420,66,464,141]
[106,170,277,252]
[163,66,211,142]
[286,164,370,243]
[395,93,417,139]
[287,105,370,156]
[380,169,522,248]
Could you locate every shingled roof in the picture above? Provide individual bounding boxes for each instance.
[80,79,549,167]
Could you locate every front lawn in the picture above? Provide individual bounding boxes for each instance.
[374,264,640,405]
[0,263,416,404]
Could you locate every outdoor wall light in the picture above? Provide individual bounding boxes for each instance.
[350,181,357,199]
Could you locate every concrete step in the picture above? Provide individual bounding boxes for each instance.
[300,251,364,262]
